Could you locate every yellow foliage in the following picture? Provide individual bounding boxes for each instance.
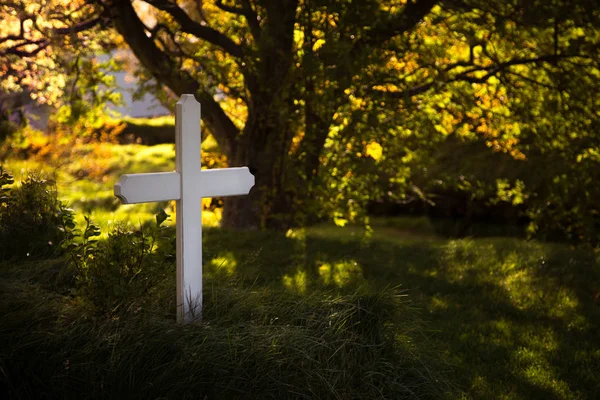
[365,141,383,161]
[312,39,326,52]
[333,217,348,227]
[293,28,304,49]
[371,83,401,93]
[4,116,126,182]
[349,95,365,110]
[202,208,222,227]
[289,131,305,155]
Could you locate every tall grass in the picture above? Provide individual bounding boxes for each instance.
[0,260,452,399]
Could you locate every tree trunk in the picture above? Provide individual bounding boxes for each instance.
[221,91,295,230]
[220,1,298,229]
[111,0,300,230]
[220,140,292,230]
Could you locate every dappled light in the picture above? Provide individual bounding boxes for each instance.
[207,251,237,277]
[282,269,308,294]
[318,259,365,288]
[2,158,600,397]
[199,223,600,399]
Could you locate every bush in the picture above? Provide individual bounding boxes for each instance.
[66,217,175,315]
[0,168,75,260]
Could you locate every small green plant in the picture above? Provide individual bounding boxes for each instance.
[66,213,175,315]
[65,215,102,273]
[0,167,75,260]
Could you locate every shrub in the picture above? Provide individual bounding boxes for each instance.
[0,168,75,260]
[66,217,175,315]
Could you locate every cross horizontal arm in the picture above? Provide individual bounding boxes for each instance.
[115,172,181,204]
[199,167,255,198]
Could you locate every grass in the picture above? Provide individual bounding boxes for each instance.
[2,219,598,399]
[0,140,226,233]
[0,255,450,399]
[122,115,175,127]
[1,139,599,399]
[202,223,600,399]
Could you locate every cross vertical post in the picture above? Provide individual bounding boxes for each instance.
[176,94,203,322]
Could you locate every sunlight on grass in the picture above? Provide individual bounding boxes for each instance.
[68,202,174,238]
[129,144,176,171]
[285,227,306,240]
[208,252,237,276]
[2,159,48,180]
[282,269,308,293]
[309,217,443,246]
[429,295,450,311]
[122,115,175,127]
[318,259,365,287]
[513,346,574,399]
[3,137,600,399]
[2,141,226,233]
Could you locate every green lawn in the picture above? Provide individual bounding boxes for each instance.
[1,141,224,233]
[202,221,600,399]
[1,142,599,399]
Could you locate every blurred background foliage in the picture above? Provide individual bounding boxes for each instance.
[0,0,599,244]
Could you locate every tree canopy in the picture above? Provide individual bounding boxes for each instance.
[0,0,121,125]
[2,0,599,240]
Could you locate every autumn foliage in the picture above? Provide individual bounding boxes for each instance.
[1,0,599,242]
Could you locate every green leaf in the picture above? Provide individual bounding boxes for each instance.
[156,209,169,227]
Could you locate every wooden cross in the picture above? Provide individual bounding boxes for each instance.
[114,94,254,323]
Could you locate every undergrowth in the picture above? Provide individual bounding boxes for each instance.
[0,263,451,399]
[0,170,452,399]
[0,167,75,259]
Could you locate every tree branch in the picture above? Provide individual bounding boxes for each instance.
[110,0,240,156]
[144,0,243,58]
[55,17,102,35]
[505,71,556,90]
[375,53,588,99]
[359,0,439,48]
[215,0,261,40]
[1,40,50,58]
[1,10,102,57]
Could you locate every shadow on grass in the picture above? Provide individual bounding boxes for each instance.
[2,218,598,399]
[203,227,600,400]
[0,225,453,399]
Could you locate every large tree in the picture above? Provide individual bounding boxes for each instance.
[3,0,599,230]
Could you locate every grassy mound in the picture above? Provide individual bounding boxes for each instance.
[0,258,451,399]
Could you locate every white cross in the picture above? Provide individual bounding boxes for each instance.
[114,94,254,323]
